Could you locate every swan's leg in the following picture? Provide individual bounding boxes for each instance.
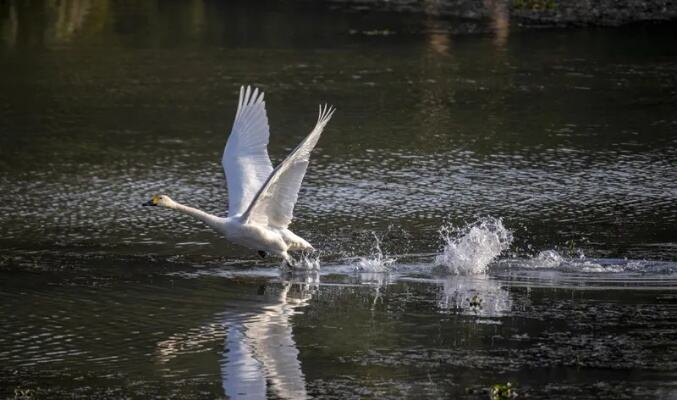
[282,252,296,269]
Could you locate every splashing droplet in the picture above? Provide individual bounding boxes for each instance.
[355,232,396,273]
[535,249,564,268]
[287,252,321,271]
[435,217,513,275]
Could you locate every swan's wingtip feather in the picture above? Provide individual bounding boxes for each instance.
[251,87,259,105]
[244,85,251,105]
[317,103,333,122]
[317,104,335,124]
[237,86,245,114]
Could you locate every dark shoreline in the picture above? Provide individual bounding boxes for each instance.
[328,0,677,27]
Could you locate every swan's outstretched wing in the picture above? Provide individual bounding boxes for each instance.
[242,104,335,228]
[223,86,274,216]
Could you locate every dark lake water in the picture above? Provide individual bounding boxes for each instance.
[1,1,676,399]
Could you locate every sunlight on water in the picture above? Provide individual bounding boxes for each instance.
[434,217,513,275]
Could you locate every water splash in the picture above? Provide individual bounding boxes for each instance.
[354,232,396,273]
[534,249,564,268]
[497,249,677,275]
[530,250,676,273]
[519,249,606,271]
[435,217,513,275]
[302,252,321,270]
[285,252,321,271]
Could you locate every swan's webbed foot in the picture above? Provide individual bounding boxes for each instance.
[258,250,267,259]
[282,254,297,269]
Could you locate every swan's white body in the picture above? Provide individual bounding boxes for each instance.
[146,86,335,265]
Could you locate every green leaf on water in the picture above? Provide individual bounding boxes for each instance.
[490,382,517,400]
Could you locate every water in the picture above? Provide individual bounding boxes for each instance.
[355,232,397,272]
[1,1,677,398]
[435,217,513,274]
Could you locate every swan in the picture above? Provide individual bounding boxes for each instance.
[143,85,335,267]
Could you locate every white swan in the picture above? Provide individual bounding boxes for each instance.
[143,85,335,266]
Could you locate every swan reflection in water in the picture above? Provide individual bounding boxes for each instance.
[223,271,317,399]
[156,270,319,400]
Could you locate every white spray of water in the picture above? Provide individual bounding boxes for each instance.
[302,252,321,270]
[495,248,677,275]
[285,252,321,271]
[435,217,513,275]
[534,249,564,268]
[530,249,608,272]
[354,232,396,273]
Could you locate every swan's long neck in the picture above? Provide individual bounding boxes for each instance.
[170,202,222,228]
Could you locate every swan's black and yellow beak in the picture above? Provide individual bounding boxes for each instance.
[142,195,159,207]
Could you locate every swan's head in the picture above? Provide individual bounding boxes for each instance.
[142,195,175,208]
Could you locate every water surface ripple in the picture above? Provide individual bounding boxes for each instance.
[1,1,676,398]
